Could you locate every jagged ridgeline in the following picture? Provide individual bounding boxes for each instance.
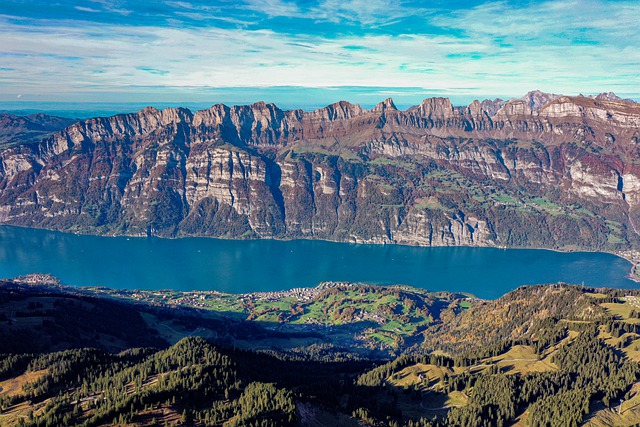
[1,91,640,250]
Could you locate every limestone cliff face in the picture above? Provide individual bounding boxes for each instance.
[1,91,640,250]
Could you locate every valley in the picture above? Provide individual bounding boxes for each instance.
[3,91,640,426]
[4,0,640,424]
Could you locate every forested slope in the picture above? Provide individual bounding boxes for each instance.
[2,281,640,425]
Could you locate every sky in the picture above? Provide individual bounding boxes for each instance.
[0,0,639,110]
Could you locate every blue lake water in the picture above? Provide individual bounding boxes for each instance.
[0,225,637,299]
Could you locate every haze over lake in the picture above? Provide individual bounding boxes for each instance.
[0,225,636,299]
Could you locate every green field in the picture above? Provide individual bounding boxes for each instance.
[93,282,461,354]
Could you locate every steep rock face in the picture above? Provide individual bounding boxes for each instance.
[1,92,640,251]
[539,96,640,128]
[568,156,621,200]
[393,209,494,246]
[182,146,284,237]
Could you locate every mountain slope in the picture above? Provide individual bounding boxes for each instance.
[0,113,77,149]
[1,92,640,251]
[1,279,640,426]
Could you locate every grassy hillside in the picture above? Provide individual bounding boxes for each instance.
[99,281,469,354]
[0,277,472,357]
[2,278,640,425]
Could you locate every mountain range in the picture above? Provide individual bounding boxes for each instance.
[1,90,640,253]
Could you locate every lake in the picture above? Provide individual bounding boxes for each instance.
[0,225,637,299]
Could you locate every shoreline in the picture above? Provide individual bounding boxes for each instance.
[614,250,640,282]
[8,274,480,298]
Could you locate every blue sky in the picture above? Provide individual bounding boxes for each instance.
[1,0,639,109]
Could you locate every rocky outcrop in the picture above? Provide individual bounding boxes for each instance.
[1,91,640,251]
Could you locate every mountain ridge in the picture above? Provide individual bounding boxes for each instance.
[0,112,77,149]
[1,90,640,253]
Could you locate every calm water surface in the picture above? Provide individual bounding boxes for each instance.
[0,226,637,299]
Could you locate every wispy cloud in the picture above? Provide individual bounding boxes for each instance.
[238,0,432,28]
[86,0,132,16]
[309,0,428,27]
[74,6,101,13]
[242,0,301,18]
[436,0,640,41]
[0,0,638,104]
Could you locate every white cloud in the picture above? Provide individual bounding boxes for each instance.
[87,0,132,16]
[1,0,639,102]
[436,0,640,43]
[75,6,101,13]
[0,23,499,92]
[241,0,301,18]
[308,0,426,26]
[239,0,430,27]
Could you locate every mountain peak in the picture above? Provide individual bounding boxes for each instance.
[519,90,562,111]
[371,98,398,113]
[407,97,454,118]
[309,100,364,121]
[479,98,505,116]
[139,106,160,115]
[592,92,623,102]
[249,101,280,111]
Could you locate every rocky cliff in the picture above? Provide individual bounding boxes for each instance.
[1,91,640,251]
